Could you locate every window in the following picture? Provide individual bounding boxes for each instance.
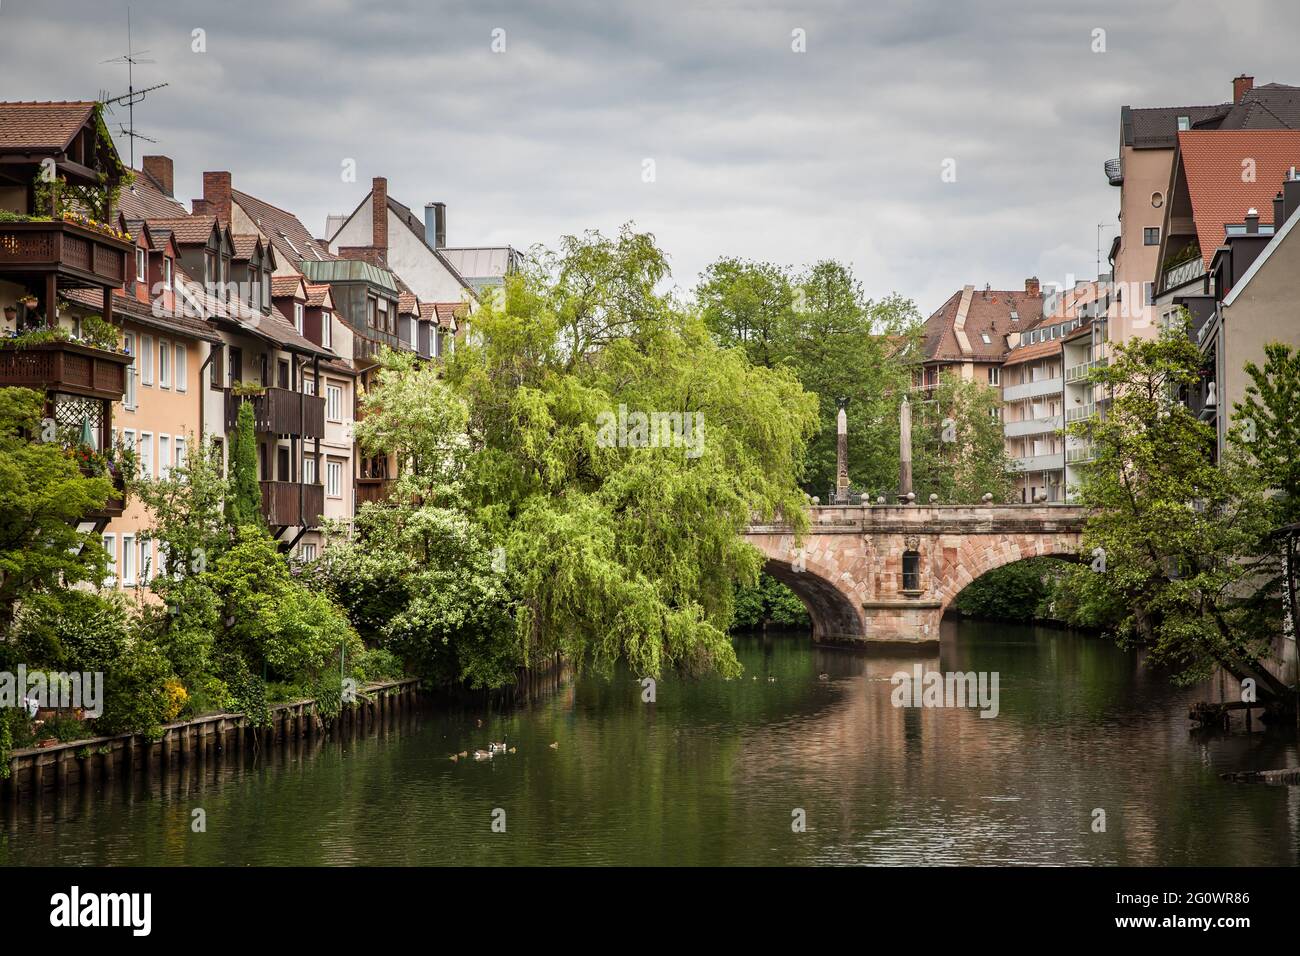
[303,454,317,485]
[410,318,419,350]
[139,538,154,581]
[159,435,171,479]
[121,533,136,586]
[378,297,390,334]
[368,298,377,329]
[294,301,304,334]
[175,436,187,473]
[103,534,117,588]
[326,460,342,497]
[124,333,138,409]
[159,339,171,387]
[901,551,921,592]
[987,366,1000,385]
[980,332,991,344]
[1177,116,1190,131]
[135,248,146,287]
[1143,282,1154,307]
[210,342,224,388]
[122,429,136,459]
[322,312,332,348]
[139,432,154,478]
[175,344,187,391]
[141,336,154,385]
[164,256,173,291]
[299,542,318,563]
[1144,227,1160,246]
[303,377,316,397]
[278,360,290,389]
[326,383,343,422]
[229,346,242,385]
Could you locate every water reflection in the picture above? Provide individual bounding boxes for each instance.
[2,618,1297,866]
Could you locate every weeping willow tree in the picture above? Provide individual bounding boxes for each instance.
[445,226,819,680]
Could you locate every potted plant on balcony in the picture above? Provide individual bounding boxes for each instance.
[79,314,121,352]
[231,379,266,397]
[17,294,38,311]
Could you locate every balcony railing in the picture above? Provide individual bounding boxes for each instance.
[1012,454,1062,473]
[225,386,325,438]
[1065,444,1096,464]
[0,219,131,287]
[1003,414,1062,438]
[1162,256,1205,292]
[1002,377,1063,402]
[1065,403,1096,423]
[1064,357,1107,383]
[355,477,394,507]
[259,480,324,528]
[0,340,132,401]
[1104,157,1123,186]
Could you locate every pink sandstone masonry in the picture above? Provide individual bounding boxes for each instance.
[746,505,1086,646]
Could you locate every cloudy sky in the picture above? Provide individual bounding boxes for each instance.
[3,0,1296,314]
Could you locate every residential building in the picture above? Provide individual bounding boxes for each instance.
[917,279,1044,391]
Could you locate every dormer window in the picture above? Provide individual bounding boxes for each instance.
[262,271,271,310]
[980,332,991,344]
[135,248,147,287]
[322,312,332,349]
[294,301,304,334]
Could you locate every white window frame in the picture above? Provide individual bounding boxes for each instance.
[303,455,317,485]
[158,434,171,479]
[121,532,136,586]
[294,301,304,334]
[135,248,146,286]
[159,338,171,388]
[302,377,316,397]
[103,534,117,588]
[175,343,187,392]
[123,332,138,410]
[326,383,343,422]
[174,436,187,473]
[139,537,154,582]
[322,312,332,348]
[139,432,154,478]
[326,460,342,498]
[141,335,154,386]
[299,542,318,563]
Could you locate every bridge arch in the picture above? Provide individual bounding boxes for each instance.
[931,535,1082,619]
[761,555,865,643]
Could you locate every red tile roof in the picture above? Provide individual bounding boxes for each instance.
[0,101,96,150]
[62,287,221,344]
[398,291,420,315]
[1001,337,1061,366]
[1177,129,1300,266]
[117,168,189,220]
[922,286,1043,364]
[271,275,305,299]
[304,283,333,308]
[145,215,220,246]
[232,188,334,265]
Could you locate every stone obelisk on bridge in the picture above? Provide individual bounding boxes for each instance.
[898,395,913,504]
[835,397,850,503]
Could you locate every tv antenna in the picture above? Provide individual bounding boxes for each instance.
[100,8,168,168]
[1096,222,1117,279]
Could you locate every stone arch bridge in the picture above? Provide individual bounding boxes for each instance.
[745,504,1087,646]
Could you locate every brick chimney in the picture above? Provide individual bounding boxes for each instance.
[371,177,388,261]
[1024,276,1040,296]
[1234,74,1254,103]
[142,155,174,197]
[202,171,232,226]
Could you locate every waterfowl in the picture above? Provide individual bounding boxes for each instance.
[548,741,559,750]
[508,747,517,754]
[489,737,508,753]
[458,751,468,758]
[817,673,830,681]
[473,750,493,761]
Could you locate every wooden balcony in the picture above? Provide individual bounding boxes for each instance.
[0,340,132,401]
[0,219,130,288]
[259,480,324,528]
[355,477,394,506]
[225,386,325,438]
[84,470,128,522]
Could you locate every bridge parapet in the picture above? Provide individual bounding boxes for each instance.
[749,504,1088,536]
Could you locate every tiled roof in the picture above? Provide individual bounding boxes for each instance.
[144,215,219,246]
[921,286,1043,364]
[176,281,330,357]
[271,275,305,299]
[1177,129,1300,266]
[1218,84,1300,131]
[1001,337,1061,366]
[304,283,332,308]
[1126,104,1231,148]
[232,189,334,265]
[0,101,96,150]
[230,234,261,260]
[398,291,420,315]
[62,287,221,344]
[420,302,465,328]
[116,170,190,220]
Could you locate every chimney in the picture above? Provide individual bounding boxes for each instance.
[424,202,447,249]
[1024,276,1040,296]
[142,155,174,197]
[201,171,232,226]
[371,177,388,261]
[1284,167,1300,226]
[1233,74,1254,103]
[1273,191,1285,230]
[1245,208,1260,234]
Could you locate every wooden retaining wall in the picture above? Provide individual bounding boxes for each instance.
[2,678,421,806]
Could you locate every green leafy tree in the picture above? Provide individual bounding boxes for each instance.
[697,258,795,368]
[448,226,819,679]
[0,387,114,635]
[225,400,262,530]
[1061,318,1283,691]
[732,573,811,629]
[910,372,1015,503]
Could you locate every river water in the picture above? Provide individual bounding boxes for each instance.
[3,618,1298,866]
